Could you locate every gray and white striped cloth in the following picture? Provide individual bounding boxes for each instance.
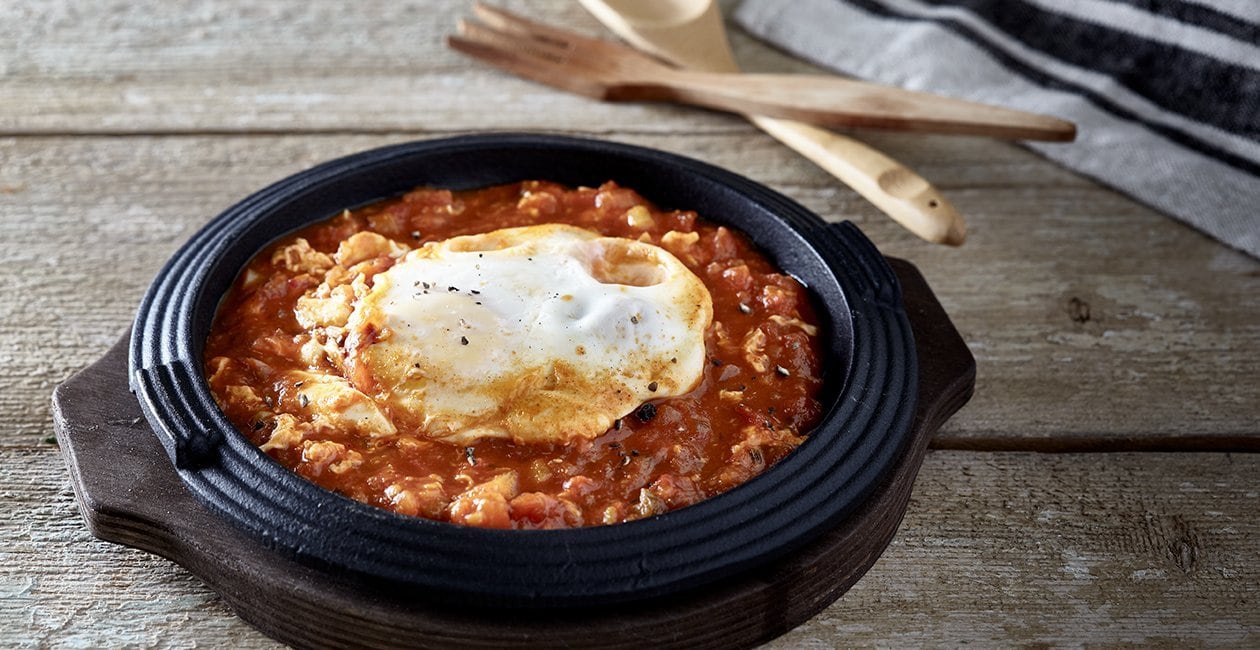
[736,0,1260,258]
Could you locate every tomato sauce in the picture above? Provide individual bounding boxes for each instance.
[205,181,823,528]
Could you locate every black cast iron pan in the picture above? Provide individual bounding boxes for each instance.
[54,134,975,647]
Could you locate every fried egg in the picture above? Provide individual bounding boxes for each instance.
[344,224,713,445]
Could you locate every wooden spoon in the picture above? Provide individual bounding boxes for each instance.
[578,0,968,246]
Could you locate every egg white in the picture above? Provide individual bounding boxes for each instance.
[343,224,713,444]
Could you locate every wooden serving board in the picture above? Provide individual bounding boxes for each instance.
[51,257,974,649]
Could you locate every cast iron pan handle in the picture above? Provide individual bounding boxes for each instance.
[51,258,973,649]
[132,360,223,468]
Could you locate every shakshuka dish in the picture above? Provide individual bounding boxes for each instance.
[205,181,823,529]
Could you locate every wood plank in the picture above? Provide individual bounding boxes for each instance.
[770,450,1260,647]
[0,0,866,137]
[0,0,741,135]
[5,447,1257,646]
[0,0,1115,146]
[1,134,1256,449]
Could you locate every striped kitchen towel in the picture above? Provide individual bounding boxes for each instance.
[735,0,1260,258]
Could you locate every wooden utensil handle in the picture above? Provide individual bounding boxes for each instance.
[756,116,966,245]
[573,0,968,247]
[650,72,1076,142]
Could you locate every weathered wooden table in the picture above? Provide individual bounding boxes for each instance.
[3,1,1258,646]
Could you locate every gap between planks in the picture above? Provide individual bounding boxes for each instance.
[931,435,1260,454]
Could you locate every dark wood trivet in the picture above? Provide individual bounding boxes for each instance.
[52,258,974,649]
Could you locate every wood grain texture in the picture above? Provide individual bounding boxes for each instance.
[6,447,1257,647]
[0,0,714,135]
[768,450,1260,647]
[3,0,1259,645]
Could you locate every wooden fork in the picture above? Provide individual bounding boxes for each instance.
[449,3,1076,142]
